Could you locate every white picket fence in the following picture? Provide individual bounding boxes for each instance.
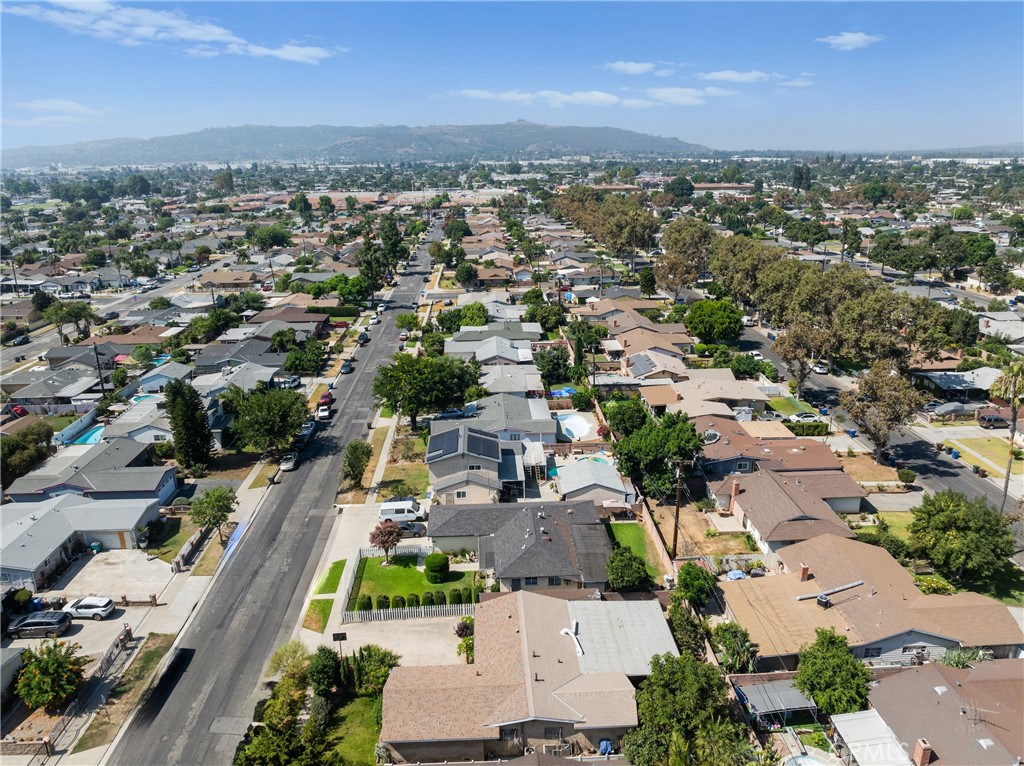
[340,602,475,624]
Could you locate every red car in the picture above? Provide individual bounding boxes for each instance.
[319,391,335,406]
[331,320,350,329]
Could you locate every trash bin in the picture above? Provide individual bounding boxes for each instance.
[90,541,102,554]
[950,449,960,460]
[767,333,777,341]
[820,407,829,415]
[848,429,857,438]
[972,464,980,474]
[888,455,897,467]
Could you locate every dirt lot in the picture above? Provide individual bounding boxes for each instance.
[649,501,751,557]
[204,452,260,479]
[838,455,899,483]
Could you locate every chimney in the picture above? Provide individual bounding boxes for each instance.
[955,347,963,360]
[799,563,810,581]
[729,480,740,514]
[913,739,932,766]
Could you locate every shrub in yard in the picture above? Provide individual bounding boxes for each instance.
[357,594,372,611]
[13,589,33,609]
[490,582,500,592]
[704,527,719,539]
[171,497,192,507]
[449,589,463,605]
[571,390,593,411]
[375,595,390,610]
[407,594,420,607]
[454,617,475,638]
[391,595,406,608]
[154,441,175,460]
[307,646,340,699]
[434,591,447,606]
[424,552,450,584]
[422,592,435,606]
[914,573,956,595]
[897,468,917,486]
[461,586,474,604]
[786,422,830,437]
[743,532,758,552]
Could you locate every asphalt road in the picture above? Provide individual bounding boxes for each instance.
[108,256,428,765]
[739,328,1024,555]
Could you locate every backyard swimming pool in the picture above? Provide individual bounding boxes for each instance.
[556,413,592,440]
[72,425,105,445]
[131,394,163,403]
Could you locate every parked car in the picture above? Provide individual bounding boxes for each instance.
[398,331,409,342]
[7,335,29,346]
[435,408,464,420]
[757,410,785,421]
[62,597,115,621]
[423,276,430,283]
[103,311,120,321]
[340,360,354,375]
[280,452,300,472]
[789,412,820,423]
[369,315,380,325]
[443,298,453,306]
[316,405,331,420]
[978,414,1009,429]
[320,391,335,406]
[748,351,764,361]
[396,521,427,539]
[357,332,370,345]
[8,611,72,639]
[299,419,317,437]
[331,320,350,329]
[922,400,942,413]
[283,375,302,389]
[741,316,756,327]
[810,362,829,375]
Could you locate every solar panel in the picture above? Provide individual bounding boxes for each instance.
[426,428,459,461]
[467,429,500,460]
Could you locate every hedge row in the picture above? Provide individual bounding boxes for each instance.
[354,587,479,611]
[310,305,362,318]
[785,421,830,437]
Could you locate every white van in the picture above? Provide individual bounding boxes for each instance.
[378,498,425,523]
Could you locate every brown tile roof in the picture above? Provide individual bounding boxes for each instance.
[869,661,1024,766]
[693,415,841,472]
[200,270,257,285]
[248,307,328,324]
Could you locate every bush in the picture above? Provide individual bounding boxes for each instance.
[153,441,175,460]
[422,592,435,606]
[391,595,406,609]
[461,586,474,604]
[171,497,192,507]
[743,532,758,552]
[357,594,372,611]
[375,594,390,610]
[786,422,830,436]
[424,552,450,584]
[897,468,917,486]
[313,305,361,317]
[454,617,475,638]
[434,591,447,606]
[914,573,956,595]
[307,646,340,699]
[407,593,420,607]
[490,582,500,592]
[704,527,719,539]
[13,589,33,609]
[449,589,463,605]
[570,390,593,411]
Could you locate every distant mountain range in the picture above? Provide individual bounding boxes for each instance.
[1,121,712,168]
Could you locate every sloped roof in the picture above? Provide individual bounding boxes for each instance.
[425,424,501,464]
[556,459,627,497]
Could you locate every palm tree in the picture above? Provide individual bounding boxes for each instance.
[695,717,749,766]
[990,361,1024,512]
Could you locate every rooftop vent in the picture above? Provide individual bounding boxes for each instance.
[816,594,831,609]
[703,430,720,444]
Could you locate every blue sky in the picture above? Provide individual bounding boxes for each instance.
[2,2,1021,152]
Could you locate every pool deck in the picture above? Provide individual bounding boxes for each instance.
[555,410,602,442]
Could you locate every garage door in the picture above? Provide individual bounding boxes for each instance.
[84,530,127,550]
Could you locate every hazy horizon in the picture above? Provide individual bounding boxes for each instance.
[2,1,1022,153]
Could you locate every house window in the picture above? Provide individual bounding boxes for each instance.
[455,491,468,500]
[736,461,751,472]
[468,464,482,471]
[548,577,561,586]
[508,433,522,441]
[500,728,517,742]
[544,727,562,741]
[902,644,926,654]
[525,577,538,586]
[863,647,882,658]
[153,435,167,442]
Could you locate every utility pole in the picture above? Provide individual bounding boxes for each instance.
[93,342,107,393]
[671,463,683,560]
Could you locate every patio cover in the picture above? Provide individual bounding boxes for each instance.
[734,679,816,716]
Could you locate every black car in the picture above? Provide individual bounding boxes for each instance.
[357,332,370,345]
[8,610,72,639]
[340,360,354,375]
[8,335,29,346]
[102,311,120,321]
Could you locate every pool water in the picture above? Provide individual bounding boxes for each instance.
[132,394,163,403]
[73,425,105,445]
[784,755,830,766]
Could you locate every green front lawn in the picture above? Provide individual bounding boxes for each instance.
[767,396,815,417]
[608,522,664,579]
[348,555,472,608]
[149,516,200,564]
[315,560,347,595]
[379,464,430,497]
[303,598,334,633]
[974,562,1024,607]
[40,413,82,432]
[878,512,913,540]
[325,696,381,766]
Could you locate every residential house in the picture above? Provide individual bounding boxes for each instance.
[380,590,678,763]
[451,322,544,344]
[429,502,613,591]
[192,339,287,375]
[2,299,44,330]
[692,415,841,477]
[1,495,161,589]
[135,361,193,393]
[41,274,101,295]
[101,399,174,444]
[248,307,329,335]
[44,342,132,373]
[977,312,1024,344]
[198,271,259,291]
[915,366,1004,402]
[720,535,1024,670]
[614,328,694,360]
[851,661,1024,766]
[555,459,636,507]
[445,336,534,365]
[479,364,545,398]
[709,470,859,556]
[191,361,279,398]
[666,373,770,417]
[626,350,690,382]
[434,394,558,444]
[5,438,178,504]
[1,368,101,405]
[473,266,512,287]
[427,425,525,504]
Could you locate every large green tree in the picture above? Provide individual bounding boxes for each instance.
[606,396,649,437]
[15,639,86,712]
[234,388,308,452]
[710,622,759,674]
[908,490,1016,585]
[164,380,213,471]
[989,361,1024,512]
[793,628,872,716]
[684,299,743,344]
[372,353,477,430]
[614,412,703,497]
[606,546,652,591]
[190,485,237,542]
[839,361,927,462]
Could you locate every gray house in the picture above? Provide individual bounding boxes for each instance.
[426,425,504,505]
[429,501,612,591]
[433,394,557,444]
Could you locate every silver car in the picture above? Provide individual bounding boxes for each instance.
[280,452,300,472]
[63,596,115,621]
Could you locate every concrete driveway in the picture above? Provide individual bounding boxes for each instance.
[4,605,148,671]
[49,550,175,601]
[305,615,464,666]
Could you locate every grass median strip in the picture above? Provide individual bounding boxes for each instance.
[71,633,175,753]
[315,560,347,595]
[303,598,334,633]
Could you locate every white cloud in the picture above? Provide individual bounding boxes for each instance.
[458,89,537,104]
[653,68,675,77]
[537,90,620,107]
[605,61,656,75]
[4,98,106,126]
[778,78,814,88]
[697,69,771,83]
[645,87,706,106]
[816,31,883,51]
[622,98,657,109]
[3,2,336,64]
